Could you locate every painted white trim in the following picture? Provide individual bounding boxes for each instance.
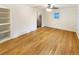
[0,33,24,43]
[0,37,11,43]
[0,32,25,43]
[44,26,76,32]
[0,28,36,43]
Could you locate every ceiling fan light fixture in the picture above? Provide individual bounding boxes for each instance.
[46,8,52,12]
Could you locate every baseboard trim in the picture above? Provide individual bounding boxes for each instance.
[44,26,76,32]
[0,33,26,43]
[0,37,11,43]
[0,29,37,43]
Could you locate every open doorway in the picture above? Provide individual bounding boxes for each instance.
[37,14,42,28]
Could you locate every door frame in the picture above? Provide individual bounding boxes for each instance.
[37,14,42,28]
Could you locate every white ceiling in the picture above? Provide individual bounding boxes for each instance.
[28,4,78,9]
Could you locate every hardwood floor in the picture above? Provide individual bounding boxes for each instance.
[0,27,79,55]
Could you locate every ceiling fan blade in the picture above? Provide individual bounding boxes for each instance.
[52,7,59,9]
[52,5,59,9]
[48,4,51,8]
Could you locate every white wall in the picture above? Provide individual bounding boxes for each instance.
[11,5,37,38]
[43,7,77,32]
[77,6,79,39]
[4,5,37,38]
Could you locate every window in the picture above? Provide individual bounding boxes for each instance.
[53,12,60,19]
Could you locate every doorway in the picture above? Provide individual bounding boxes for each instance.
[37,14,42,28]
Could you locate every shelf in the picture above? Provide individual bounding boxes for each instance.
[0,8,9,12]
[0,30,10,34]
[0,17,9,19]
[0,23,10,25]
[0,12,9,13]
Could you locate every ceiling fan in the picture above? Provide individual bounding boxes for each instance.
[46,4,59,12]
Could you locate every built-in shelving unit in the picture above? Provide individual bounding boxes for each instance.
[0,8,10,41]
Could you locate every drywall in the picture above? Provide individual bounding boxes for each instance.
[4,5,37,38]
[77,6,79,39]
[43,7,77,32]
[11,5,37,38]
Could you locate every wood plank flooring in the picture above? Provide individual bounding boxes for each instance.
[0,27,79,55]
